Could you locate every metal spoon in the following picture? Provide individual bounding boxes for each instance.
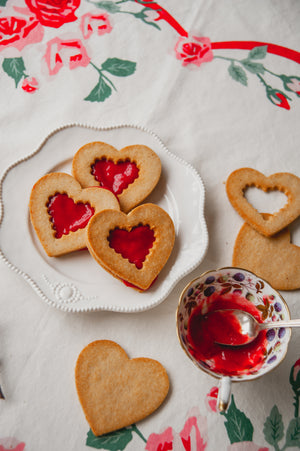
[212,309,300,346]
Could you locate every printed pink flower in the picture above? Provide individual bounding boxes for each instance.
[205,386,218,412]
[175,35,213,67]
[80,12,112,39]
[146,407,208,451]
[25,0,80,28]
[22,76,39,92]
[266,87,291,110]
[45,37,90,75]
[0,437,25,451]
[0,13,44,52]
[283,76,300,96]
[227,442,268,451]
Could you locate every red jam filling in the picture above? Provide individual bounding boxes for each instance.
[47,193,95,239]
[91,158,139,195]
[201,310,250,346]
[187,292,268,376]
[122,277,157,290]
[108,225,155,269]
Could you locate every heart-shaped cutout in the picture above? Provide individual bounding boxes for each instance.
[72,142,161,213]
[75,340,169,436]
[91,159,139,195]
[86,203,175,290]
[29,172,120,256]
[226,168,300,236]
[233,214,300,290]
[47,193,95,238]
[108,225,155,269]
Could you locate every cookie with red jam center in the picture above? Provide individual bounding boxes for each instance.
[29,172,120,257]
[86,203,175,290]
[71,142,161,213]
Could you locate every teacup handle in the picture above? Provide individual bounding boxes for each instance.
[217,376,232,412]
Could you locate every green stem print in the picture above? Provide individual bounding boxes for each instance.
[86,423,147,449]
[85,58,136,102]
[214,45,299,110]
[87,0,161,30]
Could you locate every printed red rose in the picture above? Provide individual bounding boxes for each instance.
[22,76,39,92]
[175,35,213,67]
[25,0,81,29]
[146,407,207,451]
[205,386,218,412]
[266,86,291,110]
[0,14,44,52]
[45,37,90,75]
[80,12,112,39]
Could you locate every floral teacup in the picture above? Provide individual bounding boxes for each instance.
[176,267,291,411]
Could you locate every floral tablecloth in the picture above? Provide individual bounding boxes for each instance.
[0,1,300,450]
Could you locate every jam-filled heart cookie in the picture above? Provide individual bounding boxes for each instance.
[72,141,161,213]
[86,203,175,290]
[75,340,169,436]
[226,168,300,236]
[29,172,120,257]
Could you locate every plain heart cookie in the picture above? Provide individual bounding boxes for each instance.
[226,168,300,236]
[75,340,169,436]
[233,214,300,290]
[29,172,120,256]
[86,203,175,290]
[71,141,161,213]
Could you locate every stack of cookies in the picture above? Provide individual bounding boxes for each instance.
[226,167,300,290]
[29,141,175,291]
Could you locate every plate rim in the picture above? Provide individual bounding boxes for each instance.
[0,122,209,313]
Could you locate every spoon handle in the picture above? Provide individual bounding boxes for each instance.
[262,319,300,329]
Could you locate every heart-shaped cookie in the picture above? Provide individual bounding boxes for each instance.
[72,142,161,213]
[226,168,300,236]
[29,172,120,256]
[86,203,175,290]
[233,214,300,290]
[75,340,169,436]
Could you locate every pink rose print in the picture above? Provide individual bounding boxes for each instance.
[22,76,39,92]
[227,442,268,451]
[205,386,218,413]
[0,13,44,53]
[175,35,213,67]
[283,76,300,96]
[45,37,90,75]
[266,87,291,110]
[0,437,25,451]
[25,0,80,28]
[80,12,112,39]
[146,407,208,451]
[292,358,300,382]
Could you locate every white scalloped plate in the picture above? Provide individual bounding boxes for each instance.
[0,124,208,312]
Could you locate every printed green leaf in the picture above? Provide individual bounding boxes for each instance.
[248,45,268,60]
[85,76,112,102]
[92,1,122,13]
[241,59,265,75]
[86,428,133,450]
[2,57,25,87]
[222,396,254,443]
[228,62,248,86]
[0,0,8,5]
[101,58,136,77]
[263,405,284,446]
[285,418,300,447]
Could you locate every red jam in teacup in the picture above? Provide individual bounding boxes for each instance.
[187,292,268,377]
